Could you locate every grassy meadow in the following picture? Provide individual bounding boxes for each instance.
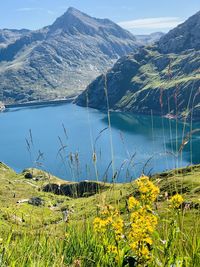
[0,161,199,266]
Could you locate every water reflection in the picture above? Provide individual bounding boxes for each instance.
[102,111,200,168]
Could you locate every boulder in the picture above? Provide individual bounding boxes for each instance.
[24,172,33,179]
[28,197,44,206]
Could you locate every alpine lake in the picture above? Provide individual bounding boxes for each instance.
[0,103,199,182]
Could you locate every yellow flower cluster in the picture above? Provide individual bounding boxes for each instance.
[93,175,160,264]
[93,216,112,233]
[137,175,160,203]
[128,196,140,210]
[128,207,158,260]
[127,176,160,261]
[112,215,124,240]
[169,194,184,209]
[93,205,124,240]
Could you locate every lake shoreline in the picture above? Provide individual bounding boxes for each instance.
[3,99,199,122]
[4,97,75,109]
[4,162,200,185]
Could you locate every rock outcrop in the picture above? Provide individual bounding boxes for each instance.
[43,181,107,197]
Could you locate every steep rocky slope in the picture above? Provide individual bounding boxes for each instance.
[158,11,200,53]
[76,11,200,120]
[0,7,138,104]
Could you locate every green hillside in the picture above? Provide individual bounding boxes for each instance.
[0,162,200,266]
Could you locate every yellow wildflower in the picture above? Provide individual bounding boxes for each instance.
[144,237,153,245]
[137,176,160,203]
[128,196,140,210]
[92,177,160,265]
[93,217,109,233]
[112,216,124,240]
[128,206,157,261]
[170,194,184,209]
[140,245,150,258]
[130,242,137,251]
[108,245,118,254]
[100,204,114,215]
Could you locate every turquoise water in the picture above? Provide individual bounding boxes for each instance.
[0,103,199,182]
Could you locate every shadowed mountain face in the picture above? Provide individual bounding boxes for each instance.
[76,10,200,120]
[0,7,138,104]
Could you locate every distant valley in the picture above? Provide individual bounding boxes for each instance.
[135,32,164,45]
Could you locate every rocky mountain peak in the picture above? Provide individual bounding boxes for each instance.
[158,10,200,53]
[50,7,102,34]
[60,6,93,24]
[49,7,136,40]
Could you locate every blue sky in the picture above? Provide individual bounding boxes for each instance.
[1,0,199,34]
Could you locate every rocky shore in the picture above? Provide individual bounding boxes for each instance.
[4,97,74,109]
[0,101,5,112]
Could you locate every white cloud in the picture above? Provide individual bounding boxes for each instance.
[118,17,184,30]
[16,7,55,15]
[16,7,42,12]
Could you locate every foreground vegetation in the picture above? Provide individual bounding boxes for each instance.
[0,162,200,266]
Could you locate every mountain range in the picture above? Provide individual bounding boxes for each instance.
[0,7,138,104]
[76,11,200,120]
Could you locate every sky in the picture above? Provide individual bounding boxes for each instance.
[0,0,199,34]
